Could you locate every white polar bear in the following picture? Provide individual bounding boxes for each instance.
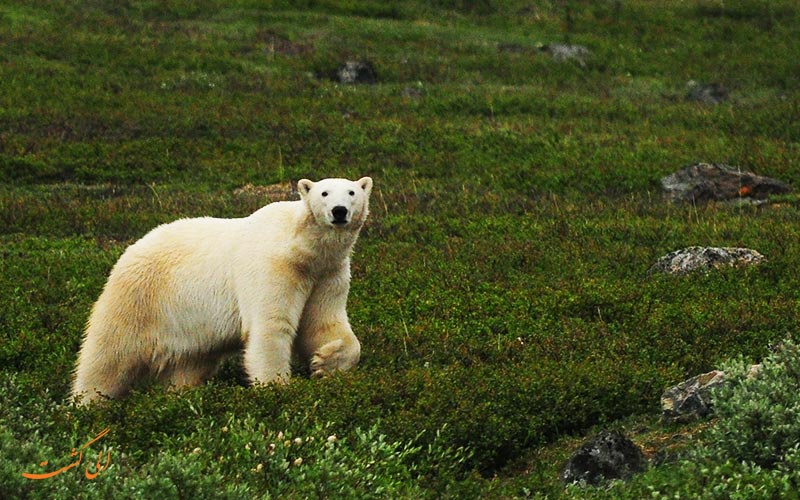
[71,177,373,404]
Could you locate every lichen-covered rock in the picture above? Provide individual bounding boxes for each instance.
[562,430,647,486]
[661,365,764,424]
[661,163,790,203]
[661,370,726,424]
[649,246,765,275]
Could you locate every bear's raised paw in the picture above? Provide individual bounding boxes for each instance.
[310,338,360,378]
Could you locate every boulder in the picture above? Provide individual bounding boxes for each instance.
[337,59,378,84]
[661,370,726,424]
[661,163,790,203]
[562,430,647,486]
[649,246,765,275]
[661,365,765,424]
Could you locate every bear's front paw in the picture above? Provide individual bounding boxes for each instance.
[310,339,360,377]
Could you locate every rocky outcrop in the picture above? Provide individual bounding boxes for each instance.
[661,365,763,424]
[649,246,765,275]
[661,370,726,424]
[661,163,790,203]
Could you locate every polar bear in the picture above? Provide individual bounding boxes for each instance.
[71,177,373,404]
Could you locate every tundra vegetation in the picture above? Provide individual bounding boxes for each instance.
[1,1,799,497]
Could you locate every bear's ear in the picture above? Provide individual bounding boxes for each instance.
[357,177,373,196]
[297,179,314,199]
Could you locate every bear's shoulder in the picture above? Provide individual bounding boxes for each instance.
[247,200,306,226]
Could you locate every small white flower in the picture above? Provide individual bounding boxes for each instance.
[327,434,337,444]
[293,437,303,445]
[293,457,303,466]
[221,426,228,433]
[245,442,251,451]
[192,447,201,454]
[256,463,263,472]
[277,431,284,440]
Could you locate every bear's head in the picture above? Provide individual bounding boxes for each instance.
[297,177,373,230]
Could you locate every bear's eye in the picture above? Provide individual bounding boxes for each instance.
[349,190,355,196]
[321,191,328,197]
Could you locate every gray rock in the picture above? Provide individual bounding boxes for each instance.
[661,163,790,203]
[562,430,647,486]
[540,43,589,66]
[661,370,726,424]
[661,366,762,424]
[337,60,378,84]
[686,81,728,104]
[649,246,765,275]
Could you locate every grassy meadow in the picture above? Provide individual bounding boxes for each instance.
[2,0,800,497]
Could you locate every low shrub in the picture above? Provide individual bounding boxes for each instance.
[704,340,800,468]
[568,339,800,499]
[0,372,469,499]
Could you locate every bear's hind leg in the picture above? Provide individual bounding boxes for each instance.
[160,355,225,390]
[72,354,145,404]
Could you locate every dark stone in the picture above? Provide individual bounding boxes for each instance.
[337,59,378,84]
[661,163,790,203]
[562,430,647,486]
[649,246,765,275]
[686,81,727,104]
[661,370,726,424]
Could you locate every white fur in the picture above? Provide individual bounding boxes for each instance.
[72,177,372,404]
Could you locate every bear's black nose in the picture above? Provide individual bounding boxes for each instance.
[331,206,349,223]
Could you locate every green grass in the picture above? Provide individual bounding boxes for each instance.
[2,0,800,497]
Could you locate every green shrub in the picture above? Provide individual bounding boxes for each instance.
[705,340,800,468]
[0,373,468,499]
[0,423,253,500]
[567,452,800,500]
[189,418,427,499]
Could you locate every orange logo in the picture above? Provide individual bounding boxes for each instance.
[22,428,112,480]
